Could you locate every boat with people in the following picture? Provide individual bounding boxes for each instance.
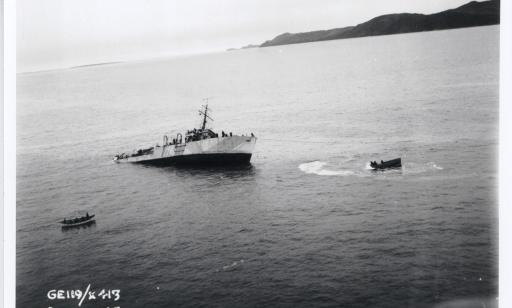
[60,213,95,228]
[370,158,402,170]
[113,103,257,166]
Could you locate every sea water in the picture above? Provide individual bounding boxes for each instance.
[16,26,499,307]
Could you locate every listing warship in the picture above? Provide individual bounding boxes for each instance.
[113,104,257,165]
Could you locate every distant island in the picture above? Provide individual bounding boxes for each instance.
[231,0,499,49]
[226,44,260,51]
[70,61,123,69]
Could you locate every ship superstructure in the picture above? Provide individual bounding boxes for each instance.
[113,104,257,165]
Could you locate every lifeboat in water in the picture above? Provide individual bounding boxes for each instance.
[370,158,402,170]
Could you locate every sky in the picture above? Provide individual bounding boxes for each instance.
[17,0,472,72]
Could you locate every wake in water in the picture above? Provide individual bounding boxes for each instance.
[299,160,444,177]
[298,161,355,176]
[214,259,246,272]
[402,161,444,174]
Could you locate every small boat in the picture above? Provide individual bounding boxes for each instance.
[370,158,402,170]
[60,213,95,228]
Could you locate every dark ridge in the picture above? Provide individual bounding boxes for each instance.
[258,0,499,47]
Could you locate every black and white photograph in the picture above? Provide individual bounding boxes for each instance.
[9,0,507,307]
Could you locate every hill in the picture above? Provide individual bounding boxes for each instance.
[258,0,499,47]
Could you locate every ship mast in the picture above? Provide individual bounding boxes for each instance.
[198,98,213,131]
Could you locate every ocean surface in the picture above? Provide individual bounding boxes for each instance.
[17,26,499,308]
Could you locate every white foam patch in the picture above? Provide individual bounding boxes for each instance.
[298,161,354,176]
[222,259,245,271]
[364,162,374,170]
[429,162,444,170]
[402,162,444,174]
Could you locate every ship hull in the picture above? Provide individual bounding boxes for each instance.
[138,153,252,166]
[115,136,256,166]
